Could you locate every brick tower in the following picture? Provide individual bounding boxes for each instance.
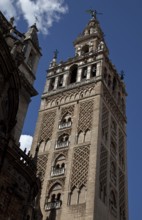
[31,12,128,220]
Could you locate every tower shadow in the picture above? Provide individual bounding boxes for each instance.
[46,208,56,220]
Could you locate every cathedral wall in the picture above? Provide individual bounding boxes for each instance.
[13,88,31,143]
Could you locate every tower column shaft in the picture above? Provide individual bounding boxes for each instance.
[63,73,68,87]
[54,76,59,89]
[77,68,82,82]
[86,65,92,80]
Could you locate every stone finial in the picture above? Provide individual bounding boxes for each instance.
[10,17,14,26]
[120,70,125,80]
[53,49,59,59]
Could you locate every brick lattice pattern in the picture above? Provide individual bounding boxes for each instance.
[37,154,48,182]
[78,100,94,132]
[70,145,90,190]
[39,110,56,142]
[99,145,108,187]
[119,169,126,218]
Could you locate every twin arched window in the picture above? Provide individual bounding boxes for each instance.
[69,185,86,205]
[56,134,69,149]
[38,139,51,153]
[77,130,91,144]
[45,183,62,210]
[51,155,65,177]
[59,113,72,129]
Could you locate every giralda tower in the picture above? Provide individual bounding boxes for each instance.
[31,12,128,220]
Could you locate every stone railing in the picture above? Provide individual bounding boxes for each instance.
[51,167,65,177]
[59,121,72,129]
[45,201,62,211]
[55,141,69,149]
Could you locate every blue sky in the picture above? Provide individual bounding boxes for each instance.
[1,1,142,219]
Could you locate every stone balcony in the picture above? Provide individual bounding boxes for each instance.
[59,121,72,130]
[45,201,62,211]
[55,141,69,149]
[51,167,65,177]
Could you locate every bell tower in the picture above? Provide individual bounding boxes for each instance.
[31,11,128,220]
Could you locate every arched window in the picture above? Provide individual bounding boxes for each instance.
[77,131,84,144]
[82,45,89,54]
[84,129,91,142]
[49,78,55,91]
[109,190,117,216]
[59,113,72,129]
[82,66,87,79]
[91,64,97,77]
[56,164,60,169]
[58,75,63,87]
[61,163,65,168]
[51,194,56,202]
[57,193,61,201]
[69,65,78,84]
[45,183,62,210]
[78,186,86,204]
[56,134,69,149]
[44,139,51,152]
[70,187,78,205]
[51,155,65,177]
[39,141,45,153]
[69,186,86,205]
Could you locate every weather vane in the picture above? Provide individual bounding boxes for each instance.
[86,9,102,18]
[53,49,59,59]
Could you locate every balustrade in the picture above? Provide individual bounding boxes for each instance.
[51,167,65,177]
[45,200,62,210]
[59,121,71,129]
[55,141,69,149]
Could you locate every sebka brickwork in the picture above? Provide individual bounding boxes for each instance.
[31,11,128,220]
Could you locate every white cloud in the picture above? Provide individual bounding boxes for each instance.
[19,135,33,153]
[0,0,17,18]
[0,0,68,34]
